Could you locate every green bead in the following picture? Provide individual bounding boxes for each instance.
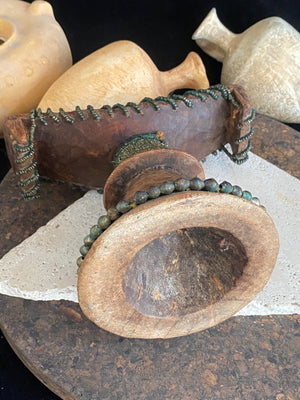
[260,205,266,212]
[77,256,84,268]
[84,234,94,247]
[160,181,175,195]
[90,225,102,240]
[174,178,190,191]
[232,185,243,197]
[116,200,132,213]
[107,207,119,221]
[251,197,260,206]
[80,245,89,257]
[189,177,205,191]
[204,178,219,192]
[147,186,161,199]
[98,215,111,229]
[219,181,233,194]
[133,190,149,204]
[242,190,252,201]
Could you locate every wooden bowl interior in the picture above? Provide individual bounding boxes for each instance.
[122,226,247,318]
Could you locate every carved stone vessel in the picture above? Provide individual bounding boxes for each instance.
[38,40,209,112]
[193,8,300,123]
[0,0,72,137]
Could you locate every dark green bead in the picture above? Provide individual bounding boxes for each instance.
[251,197,260,206]
[242,190,252,201]
[90,225,102,240]
[116,200,132,213]
[147,186,161,199]
[204,178,219,192]
[97,215,111,229]
[84,234,94,247]
[107,207,119,221]
[133,190,149,204]
[174,178,190,191]
[77,256,84,268]
[160,181,175,195]
[232,185,243,197]
[189,177,205,191]
[219,181,233,194]
[80,245,89,257]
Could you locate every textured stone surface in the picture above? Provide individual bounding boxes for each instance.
[0,189,102,301]
[193,8,300,122]
[251,114,300,178]
[1,298,299,400]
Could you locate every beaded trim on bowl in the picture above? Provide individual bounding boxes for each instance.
[77,177,265,269]
[13,84,254,200]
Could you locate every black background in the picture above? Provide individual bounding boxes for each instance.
[0,0,299,399]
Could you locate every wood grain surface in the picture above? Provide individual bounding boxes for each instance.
[78,191,278,339]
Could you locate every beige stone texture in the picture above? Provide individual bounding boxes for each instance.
[0,0,72,136]
[193,8,300,123]
[38,40,209,112]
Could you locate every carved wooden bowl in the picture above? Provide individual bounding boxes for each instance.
[77,149,279,339]
[78,190,279,339]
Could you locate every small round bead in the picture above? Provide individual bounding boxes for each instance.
[174,178,190,192]
[160,181,175,195]
[80,245,89,257]
[189,177,205,191]
[116,200,132,213]
[204,178,219,192]
[242,190,252,201]
[107,207,119,221]
[219,181,233,194]
[97,215,111,230]
[133,190,149,204]
[147,185,161,199]
[84,234,94,247]
[90,225,102,240]
[251,197,260,206]
[77,256,84,268]
[231,185,243,197]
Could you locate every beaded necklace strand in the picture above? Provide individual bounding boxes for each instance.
[77,177,264,269]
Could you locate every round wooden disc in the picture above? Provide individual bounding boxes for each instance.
[103,148,205,209]
[78,191,279,339]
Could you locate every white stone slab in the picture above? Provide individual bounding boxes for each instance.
[0,190,104,302]
[0,151,299,316]
[203,150,300,315]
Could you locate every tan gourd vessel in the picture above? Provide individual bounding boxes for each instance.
[0,0,72,137]
[193,8,300,123]
[38,40,209,112]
